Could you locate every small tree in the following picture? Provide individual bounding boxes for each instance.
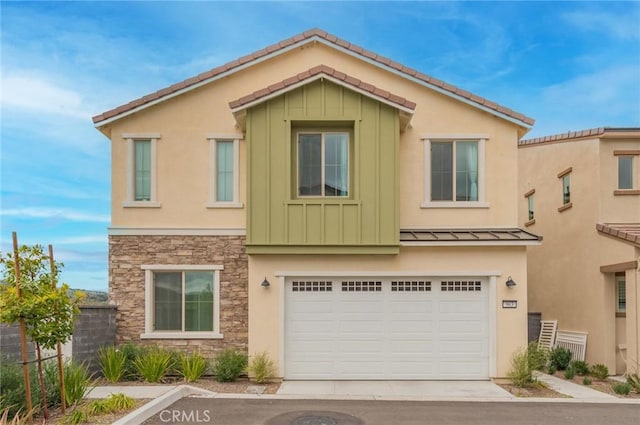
[0,244,84,418]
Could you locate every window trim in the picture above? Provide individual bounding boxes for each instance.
[123,133,161,208]
[207,134,243,208]
[616,155,635,191]
[421,136,489,208]
[141,264,224,339]
[296,131,350,198]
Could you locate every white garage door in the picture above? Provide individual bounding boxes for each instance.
[284,277,489,380]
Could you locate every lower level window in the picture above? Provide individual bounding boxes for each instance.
[142,265,223,338]
[616,274,626,313]
[154,271,214,331]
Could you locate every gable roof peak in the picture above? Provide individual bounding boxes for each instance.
[93,28,534,129]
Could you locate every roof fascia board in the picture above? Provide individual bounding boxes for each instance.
[94,40,308,128]
[312,37,532,129]
[95,34,531,129]
[230,72,415,114]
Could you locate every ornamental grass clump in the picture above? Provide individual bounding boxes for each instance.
[248,351,275,384]
[590,363,609,380]
[97,345,126,383]
[64,360,93,407]
[177,352,209,383]
[507,347,535,388]
[133,348,174,383]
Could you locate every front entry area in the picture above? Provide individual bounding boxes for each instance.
[284,276,490,380]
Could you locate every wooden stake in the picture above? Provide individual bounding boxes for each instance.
[13,232,33,421]
[49,244,66,413]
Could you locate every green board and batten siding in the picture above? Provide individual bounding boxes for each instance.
[246,80,400,254]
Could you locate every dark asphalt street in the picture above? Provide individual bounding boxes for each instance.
[141,398,640,425]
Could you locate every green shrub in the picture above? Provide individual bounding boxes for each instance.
[612,382,631,395]
[97,345,126,383]
[64,360,93,406]
[507,347,534,387]
[582,377,592,386]
[119,343,147,381]
[563,366,576,380]
[626,373,640,393]
[590,363,609,380]
[0,356,61,417]
[133,348,174,383]
[62,408,88,425]
[177,352,209,383]
[547,363,557,375]
[571,360,590,376]
[549,347,572,371]
[248,351,275,384]
[526,342,549,371]
[212,349,248,382]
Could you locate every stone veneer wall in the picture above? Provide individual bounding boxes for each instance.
[109,235,248,356]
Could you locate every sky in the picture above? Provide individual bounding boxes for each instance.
[1,1,639,292]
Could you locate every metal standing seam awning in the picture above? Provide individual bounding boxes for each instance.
[399,228,542,246]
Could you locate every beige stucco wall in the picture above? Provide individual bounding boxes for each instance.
[247,246,529,379]
[519,136,639,372]
[105,42,524,231]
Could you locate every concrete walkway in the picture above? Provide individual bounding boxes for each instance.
[536,373,618,400]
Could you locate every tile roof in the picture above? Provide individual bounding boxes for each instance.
[228,64,416,112]
[597,223,640,247]
[400,228,542,245]
[519,127,640,147]
[93,28,534,127]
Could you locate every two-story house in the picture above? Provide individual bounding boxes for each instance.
[519,127,640,375]
[94,28,541,380]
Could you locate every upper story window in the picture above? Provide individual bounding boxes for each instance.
[123,133,160,208]
[557,167,572,212]
[298,132,349,197]
[141,265,223,339]
[134,140,151,201]
[524,189,535,225]
[618,156,633,190]
[422,136,488,208]
[207,135,243,208]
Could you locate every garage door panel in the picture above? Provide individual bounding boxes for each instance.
[285,277,489,380]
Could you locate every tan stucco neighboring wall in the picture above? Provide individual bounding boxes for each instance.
[625,259,640,375]
[106,42,524,231]
[247,246,528,378]
[519,136,639,372]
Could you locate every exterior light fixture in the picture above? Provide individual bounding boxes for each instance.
[505,276,516,288]
[261,277,270,288]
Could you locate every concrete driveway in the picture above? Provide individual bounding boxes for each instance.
[276,380,513,400]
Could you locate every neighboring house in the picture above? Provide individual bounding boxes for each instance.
[518,127,640,375]
[93,28,541,380]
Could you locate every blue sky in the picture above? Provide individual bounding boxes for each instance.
[1,1,639,292]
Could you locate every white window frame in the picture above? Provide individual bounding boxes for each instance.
[206,134,243,208]
[123,133,161,208]
[141,264,224,339]
[297,131,350,198]
[421,135,489,208]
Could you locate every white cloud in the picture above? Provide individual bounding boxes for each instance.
[563,9,640,40]
[0,208,110,223]
[1,73,90,119]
